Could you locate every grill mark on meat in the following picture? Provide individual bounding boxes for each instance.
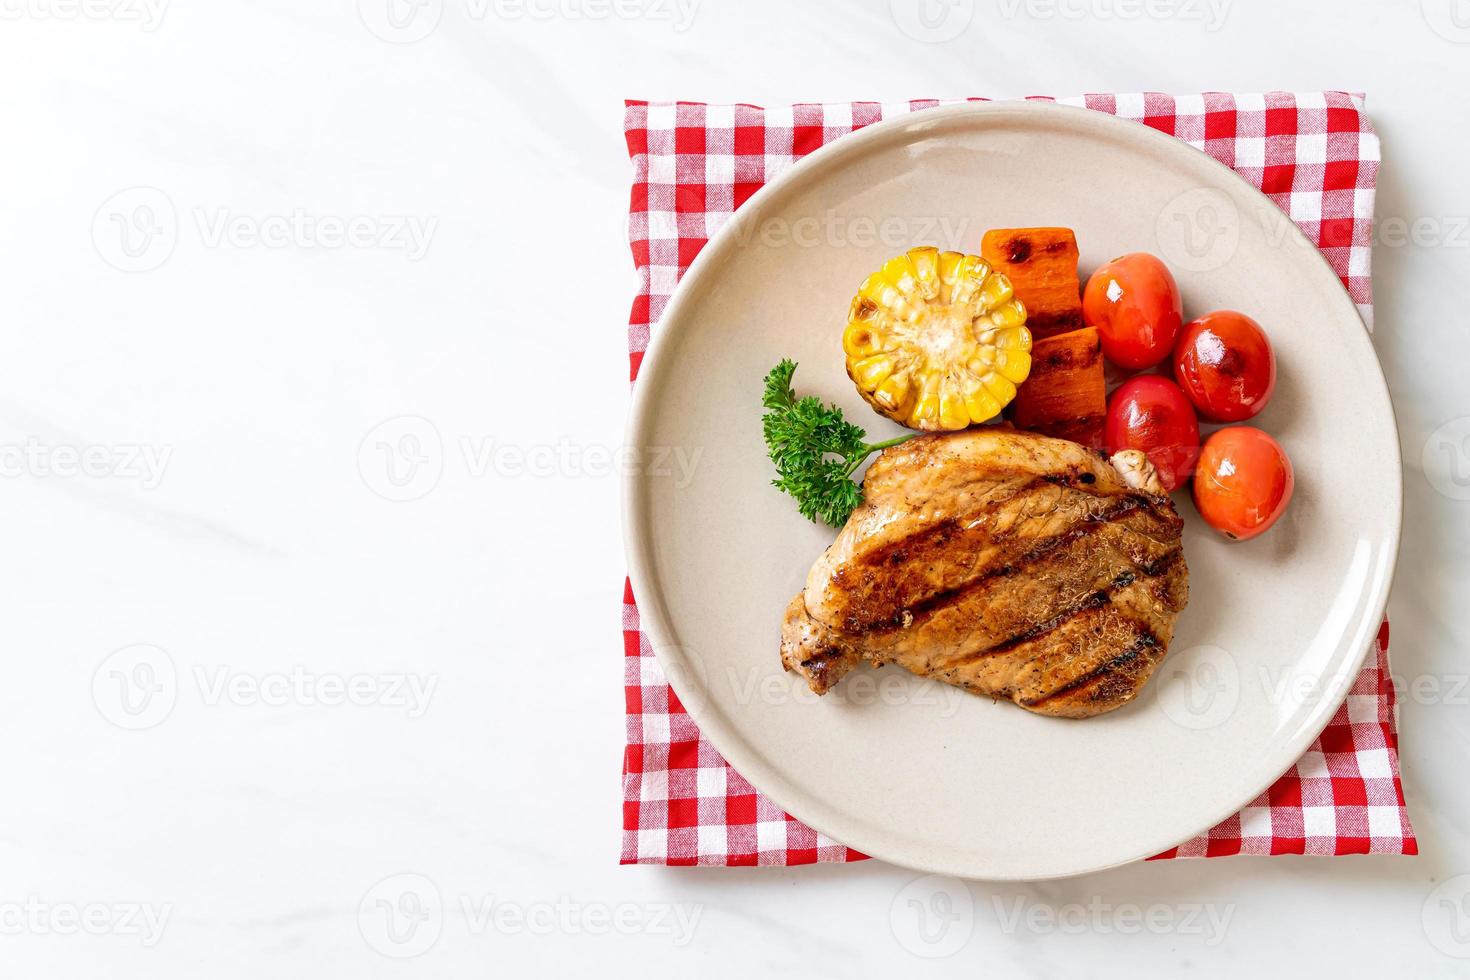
[893,498,1158,623]
[1019,627,1161,708]
[939,550,1182,669]
[847,474,1053,573]
[781,429,1190,719]
[972,569,1138,658]
[838,476,1177,605]
[837,505,1183,644]
[832,477,1170,631]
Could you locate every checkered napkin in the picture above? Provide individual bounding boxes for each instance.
[621,93,1415,866]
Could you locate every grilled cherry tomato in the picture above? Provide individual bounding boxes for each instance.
[1193,427,1294,541]
[1082,252,1184,370]
[1104,375,1200,492]
[1173,311,1277,422]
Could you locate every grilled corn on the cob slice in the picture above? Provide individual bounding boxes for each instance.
[844,246,1032,431]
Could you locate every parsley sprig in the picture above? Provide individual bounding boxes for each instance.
[761,359,915,527]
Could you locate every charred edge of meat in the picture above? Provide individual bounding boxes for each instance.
[782,643,853,695]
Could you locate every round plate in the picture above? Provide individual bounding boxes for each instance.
[623,101,1400,880]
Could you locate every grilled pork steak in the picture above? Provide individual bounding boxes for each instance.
[779,429,1188,718]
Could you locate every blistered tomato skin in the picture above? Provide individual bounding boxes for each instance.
[1104,375,1201,493]
[1174,311,1277,422]
[1082,253,1184,370]
[1193,427,1294,541]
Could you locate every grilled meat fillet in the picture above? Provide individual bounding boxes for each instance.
[780,429,1188,718]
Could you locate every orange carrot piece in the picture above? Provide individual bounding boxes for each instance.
[981,227,1084,340]
[1010,326,1107,449]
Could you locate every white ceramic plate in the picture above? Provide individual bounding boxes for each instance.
[623,101,1400,880]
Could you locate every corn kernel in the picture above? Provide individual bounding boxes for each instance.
[851,353,896,390]
[843,321,885,358]
[844,246,1032,432]
[938,377,968,429]
[874,371,912,411]
[990,299,1027,330]
[963,375,1003,424]
[983,372,1017,405]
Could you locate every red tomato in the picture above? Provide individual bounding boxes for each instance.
[1193,427,1294,541]
[1174,311,1277,422]
[1082,253,1184,370]
[1104,375,1200,492]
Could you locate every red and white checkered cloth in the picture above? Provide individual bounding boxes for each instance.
[621,93,1415,867]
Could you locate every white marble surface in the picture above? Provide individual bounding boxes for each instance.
[1,0,1468,975]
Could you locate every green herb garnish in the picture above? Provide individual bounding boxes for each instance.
[761,359,916,527]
